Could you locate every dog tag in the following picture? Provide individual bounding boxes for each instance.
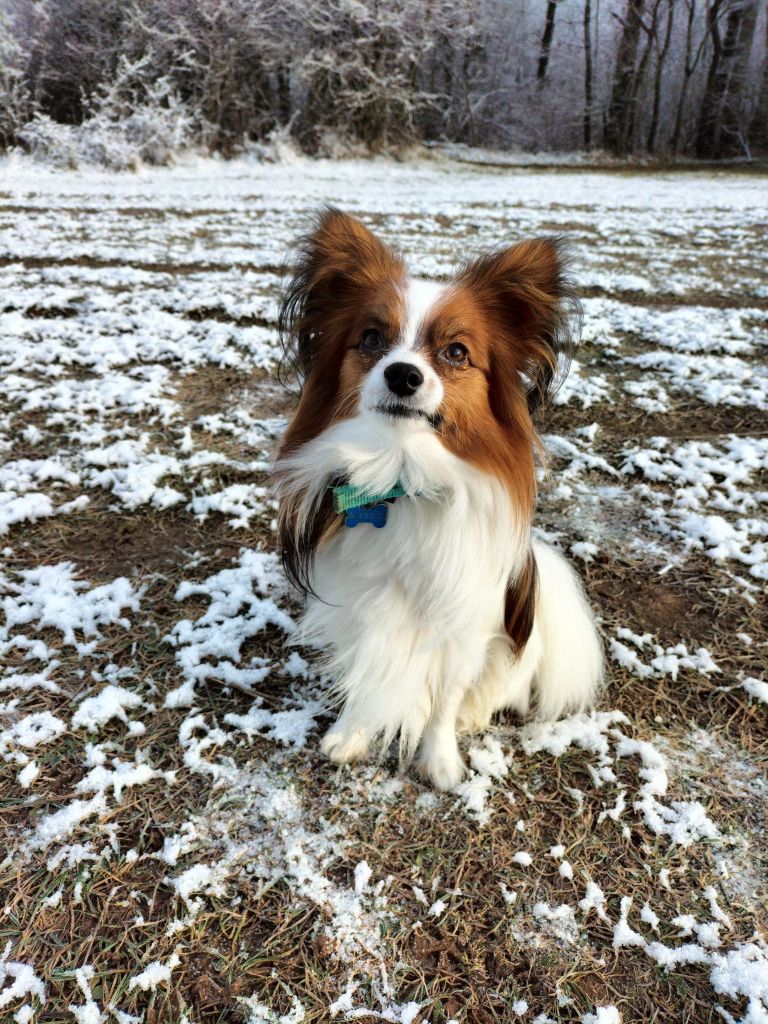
[344,503,388,528]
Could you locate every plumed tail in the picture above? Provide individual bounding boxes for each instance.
[531,539,604,720]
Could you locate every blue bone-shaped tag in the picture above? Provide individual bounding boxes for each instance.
[344,503,388,528]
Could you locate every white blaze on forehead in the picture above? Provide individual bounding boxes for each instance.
[401,277,448,350]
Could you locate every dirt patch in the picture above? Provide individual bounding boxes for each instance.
[1,303,81,318]
[15,502,251,581]
[177,306,274,328]
[544,398,768,440]
[588,556,722,642]
[0,255,283,276]
[579,285,768,310]
[173,365,293,424]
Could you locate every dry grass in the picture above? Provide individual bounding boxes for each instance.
[3,359,765,1023]
[1,199,767,1023]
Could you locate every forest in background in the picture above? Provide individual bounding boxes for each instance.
[0,0,766,167]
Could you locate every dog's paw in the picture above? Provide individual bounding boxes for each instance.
[320,726,370,765]
[418,742,466,791]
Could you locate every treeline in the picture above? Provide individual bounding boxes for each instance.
[0,0,766,165]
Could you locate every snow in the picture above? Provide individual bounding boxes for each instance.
[0,943,46,1011]
[582,1009,621,1024]
[743,677,768,704]
[127,953,181,992]
[17,761,40,788]
[71,685,145,733]
[533,902,580,945]
[75,755,173,801]
[164,549,294,706]
[354,861,372,894]
[26,794,108,852]
[0,154,765,1023]
[1,563,139,648]
[68,965,103,1024]
[710,943,768,1009]
[616,736,719,847]
[640,904,660,932]
[171,863,226,906]
[579,882,610,923]
[1,711,66,759]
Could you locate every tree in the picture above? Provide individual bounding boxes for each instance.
[646,0,675,153]
[583,0,593,148]
[537,1,560,83]
[604,0,647,155]
[750,10,768,153]
[695,0,760,158]
[672,0,703,154]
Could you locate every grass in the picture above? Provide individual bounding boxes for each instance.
[2,395,764,1021]
[1,175,767,1023]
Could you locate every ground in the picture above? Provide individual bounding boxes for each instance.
[0,154,766,1024]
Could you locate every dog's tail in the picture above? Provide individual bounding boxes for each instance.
[531,539,604,720]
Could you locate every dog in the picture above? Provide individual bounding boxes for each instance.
[272,208,603,789]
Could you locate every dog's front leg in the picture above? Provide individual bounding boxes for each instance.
[417,684,468,791]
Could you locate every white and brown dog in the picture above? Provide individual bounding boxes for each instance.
[273,209,602,789]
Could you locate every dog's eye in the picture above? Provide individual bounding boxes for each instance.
[441,342,468,365]
[360,329,386,354]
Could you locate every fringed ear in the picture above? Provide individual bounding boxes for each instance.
[505,550,538,653]
[458,237,579,422]
[276,486,340,598]
[278,206,405,388]
[277,206,406,456]
[274,208,404,596]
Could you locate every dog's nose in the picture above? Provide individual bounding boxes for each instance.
[384,361,424,398]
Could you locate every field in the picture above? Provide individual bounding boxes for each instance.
[0,154,767,1024]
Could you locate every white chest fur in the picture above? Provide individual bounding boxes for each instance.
[284,412,526,761]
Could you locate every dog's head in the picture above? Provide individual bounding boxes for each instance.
[279,207,576,461]
[276,207,578,593]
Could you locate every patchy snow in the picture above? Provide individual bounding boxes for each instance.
[67,965,104,1024]
[533,902,581,945]
[0,943,46,1012]
[0,155,765,1023]
[742,677,768,705]
[1,563,139,649]
[1,711,66,761]
[127,953,181,992]
[164,549,294,706]
[71,685,146,733]
[582,1009,621,1024]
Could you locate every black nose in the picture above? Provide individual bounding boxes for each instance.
[384,361,424,398]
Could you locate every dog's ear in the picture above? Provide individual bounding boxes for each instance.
[458,237,578,421]
[505,549,537,653]
[279,207,405,384]
[275,210,404,586]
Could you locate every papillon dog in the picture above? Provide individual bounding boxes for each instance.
[273,208,603,789]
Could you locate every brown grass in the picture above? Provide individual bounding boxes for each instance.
[2,205,767,1024]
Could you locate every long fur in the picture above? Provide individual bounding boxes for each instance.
[273,209,603,789]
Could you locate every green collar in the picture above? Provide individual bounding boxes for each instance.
[332,481,406,515]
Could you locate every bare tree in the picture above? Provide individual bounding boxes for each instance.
[625,0,662,151]
[583,0,593,148]
[672,0,702,154]
[604,0,647,155]
[2,0,766,161]
[647,0,675,153]
[537,0,560,83]
[696,0,760,158]
[750,9,768,152]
